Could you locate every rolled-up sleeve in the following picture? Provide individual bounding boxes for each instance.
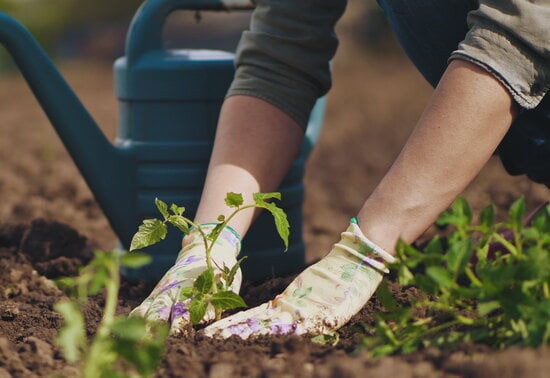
[450,0,550,109]
[227,0,347,129]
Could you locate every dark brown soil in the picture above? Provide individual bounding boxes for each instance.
[2,220,550,378]
[1,1,549,377]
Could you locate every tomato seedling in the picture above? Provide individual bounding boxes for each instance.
[55,251,168,378]
[129,191,290,323]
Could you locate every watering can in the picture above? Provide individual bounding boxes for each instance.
[0,0,326,282]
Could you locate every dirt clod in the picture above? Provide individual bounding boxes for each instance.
[0,301,19,321]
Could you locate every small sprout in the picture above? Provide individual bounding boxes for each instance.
[311,332,340,346]
[225,192,244,207]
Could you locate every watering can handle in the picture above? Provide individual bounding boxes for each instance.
[126,0,254,63]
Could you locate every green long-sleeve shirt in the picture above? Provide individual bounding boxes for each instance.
[227,0,550,129]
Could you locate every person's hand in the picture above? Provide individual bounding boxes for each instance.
[129,224,241,335]
[203,218,395,339]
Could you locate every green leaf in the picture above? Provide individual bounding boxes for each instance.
[54,301,86,363]
[477,301,501,316]
[210,291,247,310]
[423,237,444,256]
[167,215,190,234]
[110,316,148,342]
[111,318,168,376]
[458,197,473,224]
[509,196,526,230]
[207,223,224,242]
[426,266,455,290]
[155,198,169,219]
[87,264,109,296]
[194,268,214,295]
[170,203,185,216]
[223,256,247,288]
[311,332,340,346]
[399,241,426,268]
[397,265,415,286]
[371,344,398,358]
[480,204,495,229]
[436,197,472,227]
[532,206,550,233]
[189,298,208,324]
[225,192,244,207]
[253,192,289,251]
[446,239,472,276]
[130,218,167,251]
[414,274,439,295]
[253,192,282,202]
[179,286,195,300]
[375,281,399,312]
[55,277,76,292]
[119,252,152,268]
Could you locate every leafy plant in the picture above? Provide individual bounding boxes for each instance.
[361,197,550,356]
[129,191,290,323]
[55,250,168,378]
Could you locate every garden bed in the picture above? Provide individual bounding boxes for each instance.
[1,2,548,375]
[1,219,549,377]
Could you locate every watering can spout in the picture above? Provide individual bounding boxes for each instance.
[0,13,134,245]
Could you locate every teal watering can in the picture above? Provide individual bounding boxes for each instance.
[0,0,326,282]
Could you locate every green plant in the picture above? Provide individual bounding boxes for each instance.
[361,197,550,356]
[129,191,290,324]
[55,250,168,378]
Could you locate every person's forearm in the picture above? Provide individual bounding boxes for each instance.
[358,60,517,253]
[194,95,304,237]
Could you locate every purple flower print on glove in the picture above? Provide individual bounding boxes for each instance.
[171,301,190,322]
[175,254,202,268]
[269,320,298,335]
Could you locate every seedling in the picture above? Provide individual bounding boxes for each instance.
[55,250,168,378]
[361,197,550,356]
[129,191,290,323]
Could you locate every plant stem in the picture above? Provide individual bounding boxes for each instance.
[83,255,120,378]
[206,204,256,320]
[492,233,519,256]
[186,219,212,270]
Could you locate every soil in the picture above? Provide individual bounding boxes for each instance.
[1,1,549,377]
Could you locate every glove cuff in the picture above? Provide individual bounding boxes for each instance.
[349,217,395,264]
[334,217,396,274]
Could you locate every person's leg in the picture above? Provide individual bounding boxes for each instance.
[194,95,304,237]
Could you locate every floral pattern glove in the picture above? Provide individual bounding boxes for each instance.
[129,224,241,335]
[203,218,395,339]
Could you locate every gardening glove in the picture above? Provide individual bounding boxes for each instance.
[204,218,396,339]
[129,224,242,335]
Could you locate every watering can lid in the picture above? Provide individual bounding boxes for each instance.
[115,49,235,101]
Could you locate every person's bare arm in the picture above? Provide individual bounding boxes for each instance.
[194,95,304,236]
[357,59,517,253]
